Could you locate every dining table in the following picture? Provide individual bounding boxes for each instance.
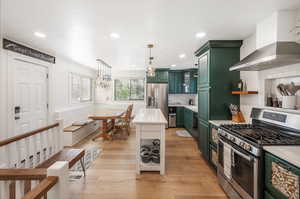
[89,107,126,141]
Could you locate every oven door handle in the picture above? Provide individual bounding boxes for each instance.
[231,147,253,162]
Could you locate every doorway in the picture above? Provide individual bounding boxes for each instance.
[7,53,49,137]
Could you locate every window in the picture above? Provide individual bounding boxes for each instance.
[70,73,93,103]
[114,79,144,101]
[81,77,92,101]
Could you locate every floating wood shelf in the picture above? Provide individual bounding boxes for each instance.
[232,91,258,95]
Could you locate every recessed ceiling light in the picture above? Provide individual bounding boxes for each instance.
[110,32,120,39]
[34,32,46,38]
[179,54,186,59]
[171,64,176,67]
[195,32,206,39]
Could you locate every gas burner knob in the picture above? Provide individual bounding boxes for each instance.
[224,133,228,137]
[230,137,236,142]
[244,144,252,151]
[239,142,245,147]
[221,132,225,136]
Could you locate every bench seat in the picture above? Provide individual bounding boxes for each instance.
[36,148,85,175]
[63,120,100,146]
[63,125,82,132]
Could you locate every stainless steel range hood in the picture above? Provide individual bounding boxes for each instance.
[230,41,300,71]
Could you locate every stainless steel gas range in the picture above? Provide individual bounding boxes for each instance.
[217,108,300,199]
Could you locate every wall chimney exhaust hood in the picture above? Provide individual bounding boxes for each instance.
[230,41,300,71]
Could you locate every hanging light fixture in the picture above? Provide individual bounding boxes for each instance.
[146,44,156,77]
[95,58,112,88]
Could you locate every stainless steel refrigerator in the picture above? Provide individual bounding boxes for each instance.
[146,83,168,120]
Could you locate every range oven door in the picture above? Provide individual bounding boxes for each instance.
[231,147,259,199]
[218,137,260,199]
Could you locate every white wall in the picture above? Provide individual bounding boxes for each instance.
[52,57,96,111]
[0,0,6,139]
[296,9,300,42]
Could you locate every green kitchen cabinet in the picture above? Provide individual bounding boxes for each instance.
[195,40,242,157]
[195,42,242,110]
[168,69,197,94]
[198,52,209,88]
[176,107,184,127]
[168,72,176,94]
[198,120,209,160]
[264,191,275,199]
[264,152,300,199]
[183,108,188,129]
[182,71,191,94]
[190,69,198,94]
[174,71,183,93]
[198,88,210,121]
[146,69,169,83]
[183,69,198,94]
[183,108,193,132]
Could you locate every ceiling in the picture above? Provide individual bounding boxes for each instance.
[3,0,300,71]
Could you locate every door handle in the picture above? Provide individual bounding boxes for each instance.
[15,106,21,120]
[231,147,253,162]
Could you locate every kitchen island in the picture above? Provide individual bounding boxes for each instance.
[132,108,168,175]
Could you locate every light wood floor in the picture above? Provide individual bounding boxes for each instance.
[69,128,228,199]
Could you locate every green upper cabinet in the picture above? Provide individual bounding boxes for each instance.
[198,52,209,88]
[146,69,169,83]
[190,69,198,94]
[168,70,182,93]
[168,71,176,94]
[168,69,197,94]
[174,71,183,93]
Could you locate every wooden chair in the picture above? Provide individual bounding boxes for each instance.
[114,104,133,137]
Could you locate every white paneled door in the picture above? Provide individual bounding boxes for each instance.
[8,56,49,137]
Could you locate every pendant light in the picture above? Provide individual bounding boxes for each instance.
[95,58,112,88]
[146,44,156,77]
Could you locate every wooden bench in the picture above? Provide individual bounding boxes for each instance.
[63,125,82,132]
[63,119,94,132]
[63,120,100,146]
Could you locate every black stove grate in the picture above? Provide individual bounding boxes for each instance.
[221,124,300,146]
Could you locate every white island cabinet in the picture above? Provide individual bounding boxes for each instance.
[132,108,168,175]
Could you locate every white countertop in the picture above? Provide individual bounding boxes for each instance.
[185,105,198,113]
[263,146,300,168]
[133,108,168,124]
[168,104,198,113]
[168,104,187,107]
[209,120,248,127]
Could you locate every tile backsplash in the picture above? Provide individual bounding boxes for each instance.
[168,94,197,105]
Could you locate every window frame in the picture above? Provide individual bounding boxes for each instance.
[114,78,145,101]
[69,73,93,104]
[80,76,93,102]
